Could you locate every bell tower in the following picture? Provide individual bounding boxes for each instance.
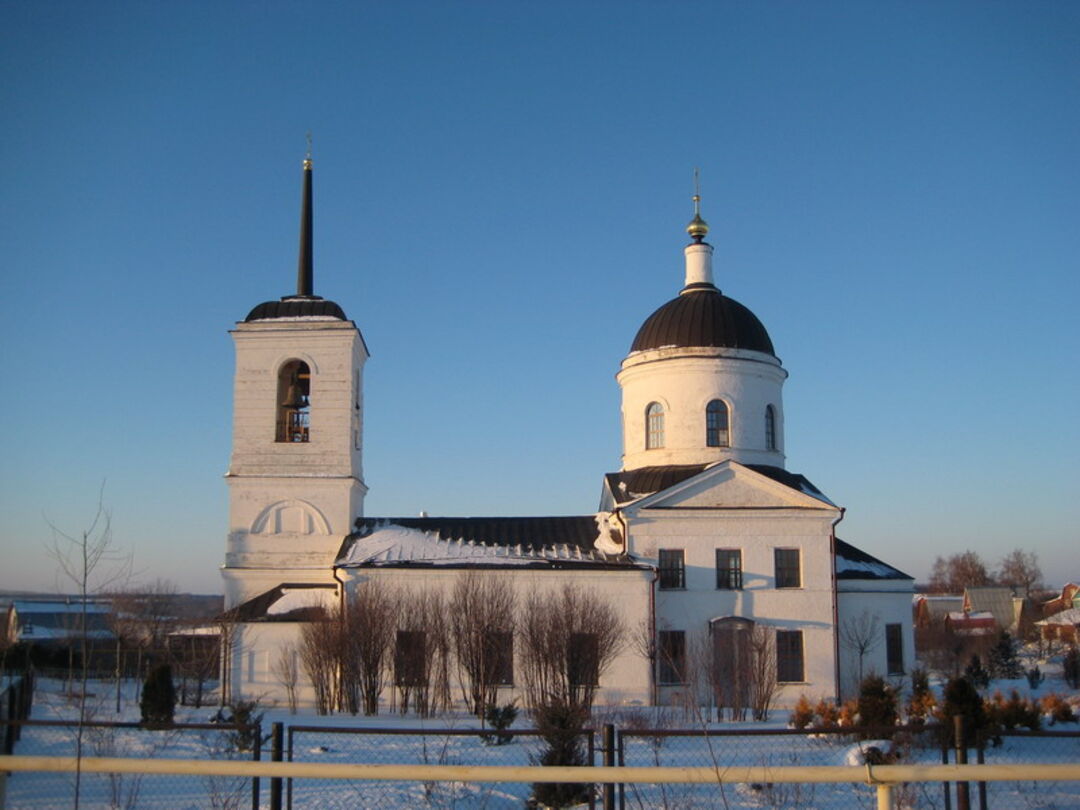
[222,154,369,609]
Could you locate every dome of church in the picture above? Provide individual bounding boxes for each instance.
[630,284,775,356]
[245,296,347,322]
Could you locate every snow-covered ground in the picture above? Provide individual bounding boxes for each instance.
[5,675,1079,809]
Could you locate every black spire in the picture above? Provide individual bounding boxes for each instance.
[296,154,313,297]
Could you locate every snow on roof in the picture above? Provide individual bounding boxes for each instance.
[948,611,995,621]
[339,522,630,568]
[266,587,337,616]
[1036,607,1080,627]
[834,539,912,580]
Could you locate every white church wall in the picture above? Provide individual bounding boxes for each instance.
[618,348,786,470]
[836,586,917,700]
[630,509,841,707]
[343,566,655,708]
[229,622,325,709]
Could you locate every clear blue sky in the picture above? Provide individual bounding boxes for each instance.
[2,1,1077,595]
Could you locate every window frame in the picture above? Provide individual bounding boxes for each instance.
[657,630,687,685]
[715,548,743,590]
[776,629,805,683]
[885,623,904,675]
[567,632,600,688]
[276,359,312,443]
[774,548,801,589]
[765,404,777,451]
[394,630,427,688]
[484,630,514,686]
[658,549,686,590]
[646,402,665,450]
[706,399,730,448]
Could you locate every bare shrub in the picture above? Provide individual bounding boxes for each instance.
[519,584,625,711]
[271,643,299,714]
[449,571,516,715]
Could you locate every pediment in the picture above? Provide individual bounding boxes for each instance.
[630,461,837,512]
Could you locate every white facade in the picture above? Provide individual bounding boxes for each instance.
[222,314,368,609]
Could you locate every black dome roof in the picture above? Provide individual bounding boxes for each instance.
[630,285,775,355]
[245,296,347,322]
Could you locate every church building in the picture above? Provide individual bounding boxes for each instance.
[221,158,914,710]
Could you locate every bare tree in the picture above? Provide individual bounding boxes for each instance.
[840,610,882,687]
[272,643,300,714]
[747,625,778,721]
[997,549,1043,597]
[519,584,625,711]
[342,579,398,715]
[44,483,132,810]
[299,612,338,715]
[450,572,516,715]
[394,588,447,717]
[928,551,992,593]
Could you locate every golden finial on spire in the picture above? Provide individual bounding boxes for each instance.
[304,131,313,169]
[686,166,709,242]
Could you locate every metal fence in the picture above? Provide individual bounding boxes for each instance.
[286,724,597,810]
[615,723,1080,810]
[1,672,35,756]
[0,717,263,810]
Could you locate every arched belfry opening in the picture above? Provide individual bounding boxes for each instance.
[276,359,311,442]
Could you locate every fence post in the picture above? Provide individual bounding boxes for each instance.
[941,738,952,810]
[270,722,283,810]
[286,726,293,810]
[251,722,262,810]
[602,723,616,810]
[975,735,987,810]
[954,715,969,810]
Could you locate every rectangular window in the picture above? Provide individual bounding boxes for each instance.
[658,549,685,590]
[394,630,427,687]
[484,631,514,686]
[776,630,804,683]
[774,548,801,588]
[658,630,686,684]
[885,623,904,675]
[567,632,599,687]
[716,549,743,590]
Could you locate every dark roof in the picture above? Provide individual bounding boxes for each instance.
[245,295,347,322]
[605,463,831,504]
[835,539,913,580]
[352,516,602,552]
[630,285,775,356]
[223,583,336,622]
[605,465,710,501]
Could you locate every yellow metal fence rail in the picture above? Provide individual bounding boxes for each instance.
[3,755,1079,810]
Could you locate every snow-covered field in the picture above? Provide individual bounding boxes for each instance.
[5,677,1079,809]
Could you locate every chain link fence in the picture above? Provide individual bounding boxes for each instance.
[286,725,596,810]
[1,717,263,810]
[615,723,1080,810]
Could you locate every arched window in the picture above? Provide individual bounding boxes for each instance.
[645,402,665,449]
[276,360,311,442]
[706,400,729,447]
[765,405,776,451]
